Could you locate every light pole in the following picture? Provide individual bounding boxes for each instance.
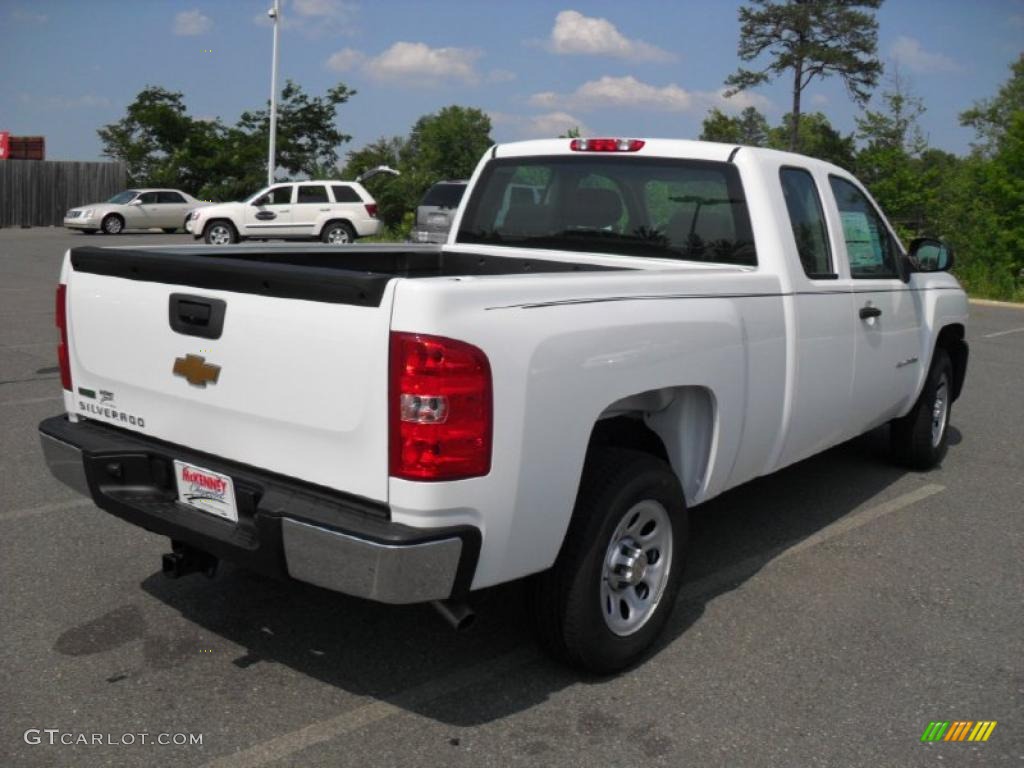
[267,0,280,187]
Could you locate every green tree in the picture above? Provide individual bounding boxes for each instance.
[236,80,355,180]
[854,72,929,238]
[699,107,771,145]
[959,53,1024,156]
[98,81,356,202]
[725,0,884,150]
[343,136,408,227]
[768,111,856,168]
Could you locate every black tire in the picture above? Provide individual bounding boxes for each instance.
[321,221,356,244]
[890,348,953,470]
[529,448,688,673]
[203,220,237,245]
[162,227,179,234]
[101,214,124,235]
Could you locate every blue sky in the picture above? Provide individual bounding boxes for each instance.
[2,0,1022,163]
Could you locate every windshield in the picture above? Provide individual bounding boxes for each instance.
[420,183,466,209]
[107,190,139,204]
[456,156,757,266]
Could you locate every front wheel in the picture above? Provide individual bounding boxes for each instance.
[529,448,688,673]
[101,214,124,235]
[203,220,237,245]
[890,348,953,469]
[321,221,355,244]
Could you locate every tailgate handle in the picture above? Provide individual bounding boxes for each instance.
[169,294,226,340]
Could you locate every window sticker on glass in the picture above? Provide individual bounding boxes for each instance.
[840,211,883,269]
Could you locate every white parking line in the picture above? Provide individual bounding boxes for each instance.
[982,326,1024,339]
[203,648,538,768]
[203,483,944,767]
[682,483,945,599]
[0,498,93,523]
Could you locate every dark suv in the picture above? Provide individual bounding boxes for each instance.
[410,180,468,244]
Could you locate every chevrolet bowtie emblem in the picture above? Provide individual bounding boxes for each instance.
[173,354,221,387]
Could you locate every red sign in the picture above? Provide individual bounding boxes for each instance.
[0,132,9,160]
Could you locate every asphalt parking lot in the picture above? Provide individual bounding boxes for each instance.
[1,227,1021,767]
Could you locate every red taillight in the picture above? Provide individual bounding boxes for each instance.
[569,138,645,152]
[389,332,492,481]
[365,203,378,218]
[55,284,71,391]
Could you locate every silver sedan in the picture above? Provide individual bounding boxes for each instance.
[64,189,213,235]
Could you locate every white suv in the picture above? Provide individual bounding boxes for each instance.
[186,181,382,244]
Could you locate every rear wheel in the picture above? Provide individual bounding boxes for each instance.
[321,221,355,244]
[890,348,953,469]
[529,448,688,673]
[162,227,179,234]
[80,229,97,235]
[101,214,124,235]
[203,220,237,245]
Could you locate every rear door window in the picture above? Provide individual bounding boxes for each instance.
[157,191,187,204]
[138,192,159,204]
[296,185,329,204]
[779,168,833,278]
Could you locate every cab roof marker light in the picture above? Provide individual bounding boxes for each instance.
[569,138,646,152]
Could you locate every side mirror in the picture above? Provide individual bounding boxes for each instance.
[908,237,954,273]
[128,199,142,206]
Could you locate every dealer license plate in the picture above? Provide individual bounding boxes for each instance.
[173,460,238,523]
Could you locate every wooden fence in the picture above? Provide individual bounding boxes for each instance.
[0,159,127,227]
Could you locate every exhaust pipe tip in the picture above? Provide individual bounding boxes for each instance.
[431,599,475,631]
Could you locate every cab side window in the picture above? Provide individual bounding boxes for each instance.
[828,176,900,279]
[158,191,186,204]
[779,168,833,278]
[138,192,159,204]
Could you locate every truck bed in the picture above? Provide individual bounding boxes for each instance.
[70,244,630,307]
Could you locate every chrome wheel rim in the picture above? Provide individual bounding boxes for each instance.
[600,499,673,637]
[105,217,122,234]
[208,225,231,245]
[931,375,949,447]
[327,227,350,244]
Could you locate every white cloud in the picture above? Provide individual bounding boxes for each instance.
[809,93,829,107]
[889,36,959,74]
[254,0,357,36]
[11,8,47,23]
[531,76,773,115]
[490,111,592,139]
[547,10,673,61]
[326,48,366,72]
[531,76,691,112]
[325,42,481,85]
[174,9,212,36]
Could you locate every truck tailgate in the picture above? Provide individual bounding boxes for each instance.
[64,247,395,502]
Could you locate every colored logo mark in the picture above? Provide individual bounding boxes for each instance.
[921,721,997,742]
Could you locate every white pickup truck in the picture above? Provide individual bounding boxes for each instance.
[40,138,968,672]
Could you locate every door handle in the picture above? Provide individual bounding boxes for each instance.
[319,208,330,212]
[859,305,882,320]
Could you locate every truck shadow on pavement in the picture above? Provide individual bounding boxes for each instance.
[127,426,921,727]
